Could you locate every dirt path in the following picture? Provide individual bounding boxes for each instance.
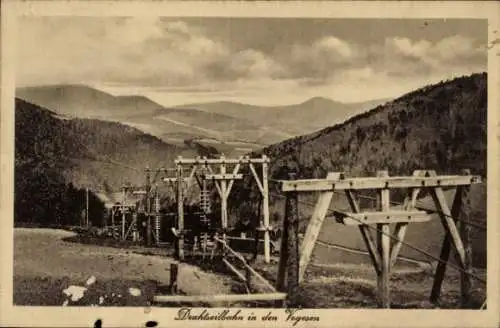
[14,228,234,306]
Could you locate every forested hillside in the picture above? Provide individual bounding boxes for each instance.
[228,73,487,266]
[261,73,486,181]
[14,99,211,226]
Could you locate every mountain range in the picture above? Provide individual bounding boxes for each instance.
[16,85,387,156]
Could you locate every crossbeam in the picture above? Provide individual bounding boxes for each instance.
[175,156,269,165]
[330,210,431,225]
[162,177,189,183]
[281,175,481,192]
[153,293,287,303]
[204,173,243,180]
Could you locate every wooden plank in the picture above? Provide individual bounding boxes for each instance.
[281,175,481,192]
[174,157,270,165]
[222,258,247,282]
[204,173,244,180]
[331,210,430,225]
[154,293,287,303]
[376,170,391,308]
[162,177,188,183]
[215,237,277,293]
[345,190,382,274]
[428,171,466,269]
[298,172,339,283]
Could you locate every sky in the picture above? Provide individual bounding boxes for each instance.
[17,17,487,106]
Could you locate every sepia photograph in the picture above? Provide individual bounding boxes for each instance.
[1,1,499,327]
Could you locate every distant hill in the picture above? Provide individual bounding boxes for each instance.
[176,97,388,136]
[15,84,287,150]
[16,84,165,119]
[231,72,487,267]
[14,98,215,226]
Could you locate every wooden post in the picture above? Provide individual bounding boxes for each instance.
[155,189,161,244]
[262,155,271,264]
[121,186,126,240]
[146,169,152,246]
[459,169,472,308]
[298,172,340,283]
[177,161,185,260]
[220,155,228,247]
[285,172,300,303]
[170,263,179,294]
[376,170,391,308]
[86,187,89,227]
[276,173,295,292]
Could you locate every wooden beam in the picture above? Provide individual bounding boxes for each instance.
[154,293,287,303]
[262,161,271,264]
[215,237,277,292]
[428,170,466,268]
[175,157,270,165]
[170,263,178,294]
[249,163,265,194]
[222,258,247,282]
[220,160,228,244]
[389,171,425,268]
[285,173,300,301]
[331,210,430,225]
[226,163,241,197]
[281,175,481,192]
[429,172,465,304]
[376,170,391,308]
[345,190,381,274]
[298,172,340,283]
[163,177,188,183]
[204,173,244,180]
[207,166,223,198]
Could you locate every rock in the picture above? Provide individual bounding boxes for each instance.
[128,288,141,297]
[86,275,96,286]
[62,285,87,302]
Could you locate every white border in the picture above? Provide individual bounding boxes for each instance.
[1,1,499,327]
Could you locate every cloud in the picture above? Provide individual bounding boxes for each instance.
[280,33,485,87]
[18,17,486,104]
[17,17,280,87]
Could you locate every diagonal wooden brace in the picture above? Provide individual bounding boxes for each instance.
[298,172,341,283]
[345,190,381,275]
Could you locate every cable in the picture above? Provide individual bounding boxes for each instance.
[345,191,487,231]
[267,190,486,285]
